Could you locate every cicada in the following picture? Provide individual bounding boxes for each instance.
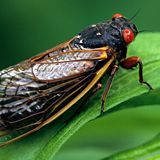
[0,13,152,147]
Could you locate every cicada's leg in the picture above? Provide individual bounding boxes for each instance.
[120,56,153,90]
[101,64,119,114]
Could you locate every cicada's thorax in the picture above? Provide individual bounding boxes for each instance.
[71,17,138,61]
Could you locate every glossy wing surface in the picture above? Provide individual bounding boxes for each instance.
[0,39,108,131]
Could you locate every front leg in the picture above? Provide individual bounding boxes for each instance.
[120,56,153,90]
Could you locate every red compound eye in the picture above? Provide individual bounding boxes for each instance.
[112,13,123,19]
[122,29,135,44]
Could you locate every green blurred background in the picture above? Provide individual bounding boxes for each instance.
[0,0,160,160]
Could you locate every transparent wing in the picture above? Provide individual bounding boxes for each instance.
[0,38,110,146]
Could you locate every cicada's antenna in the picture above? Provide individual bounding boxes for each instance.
[130,9,141,21]
[138,29,152,33]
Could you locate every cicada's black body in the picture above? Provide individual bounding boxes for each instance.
[0,13,151,147]
[73,17,138,59]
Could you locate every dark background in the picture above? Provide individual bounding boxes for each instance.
[0,1,160,160]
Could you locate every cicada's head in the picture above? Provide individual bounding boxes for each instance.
[110,13,138,60]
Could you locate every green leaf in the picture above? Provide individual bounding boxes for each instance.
[0,33,160,160]
[55,148,109,160]
[102,133,160,160]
